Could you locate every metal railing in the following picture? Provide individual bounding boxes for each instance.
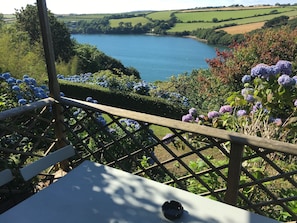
[0,97,296,221]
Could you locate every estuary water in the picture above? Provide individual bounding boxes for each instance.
[72,34,219,82]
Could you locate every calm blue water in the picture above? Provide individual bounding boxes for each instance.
[72,34,218,82]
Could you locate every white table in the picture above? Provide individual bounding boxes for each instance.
[0,160,279,223]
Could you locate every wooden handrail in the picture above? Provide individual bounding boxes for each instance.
[0,98,56,121]
[60,96,297,155]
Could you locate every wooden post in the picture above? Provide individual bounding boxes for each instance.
[224,142,244,205]
[36,0,66,149]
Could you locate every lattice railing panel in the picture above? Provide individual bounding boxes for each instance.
[237,147,297,220]
[1,97,296,221]
[60,97,297,221]
[0,105,57,168]
[62,100,233,203]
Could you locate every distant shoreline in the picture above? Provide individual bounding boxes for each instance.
[183,35,208,43]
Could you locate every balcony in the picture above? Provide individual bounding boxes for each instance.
[0,95,296,221]
[0,0,296,222]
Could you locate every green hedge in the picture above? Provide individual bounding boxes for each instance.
[60,81,187,120]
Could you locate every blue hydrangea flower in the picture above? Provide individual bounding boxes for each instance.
[219,105,232,114]
[241,75,252,83]
[207,111,220,119]
[12,85,20,92]
[86,97,93,102]
[276,60,292,75]
[293,76,297,85]
[96,116,107,126]
[2,73,11,79]
[237,110,247,117]
[278,74,295,87]
[18,98,27,105]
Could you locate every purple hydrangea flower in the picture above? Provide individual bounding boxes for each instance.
[241,88,254,97]
[251,63,282,80]
[207,111,220,119]
[267,65,281,76]
[188,108,197,116]
[294,99,297,107]
[273,118,282,126]
[252,102,263,112]
[245,94,255,103]
[162,133,175,144]
[219,105,233,114]
[278,74,295,87]
[237,110,247,117]
[241,75,252,83]
[251,63,270,78]
[276,60,292,75]
[182,114,193,122]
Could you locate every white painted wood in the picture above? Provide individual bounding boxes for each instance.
[20,145,75,181]
[1,160,280,223]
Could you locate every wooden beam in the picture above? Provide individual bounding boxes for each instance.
[224,142,244,205]
[36,0,60,100]
[36,0,66,149]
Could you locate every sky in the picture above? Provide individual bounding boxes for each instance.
[1,0,297,14]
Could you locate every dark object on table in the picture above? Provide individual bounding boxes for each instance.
[162,200,184,220]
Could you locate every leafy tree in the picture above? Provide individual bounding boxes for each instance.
[0,13,4,28]
[0,26,46,81]
[15,4,75,62]
[74,43,140,78]
[263,15,289,28]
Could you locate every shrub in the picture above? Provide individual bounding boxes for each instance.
[182,60,297,143]
[206,26,297,91]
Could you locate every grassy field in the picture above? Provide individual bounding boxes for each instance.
[57,14,109,23]
[109,16,151,27]
[146,11,174,21]
[168,6,297,33]
[5,5,297,34]
[175,6,294,22]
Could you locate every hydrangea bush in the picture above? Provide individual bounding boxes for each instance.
[0,73,49,111]
[58,72,190,107]
[182,60,297,143]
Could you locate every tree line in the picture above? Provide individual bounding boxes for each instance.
[0,5,140,81]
